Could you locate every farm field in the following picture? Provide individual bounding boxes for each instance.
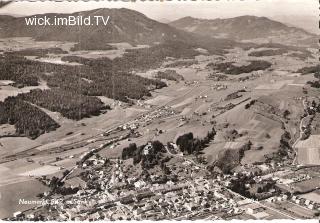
[0,180,49,219]
[296,135,320,165]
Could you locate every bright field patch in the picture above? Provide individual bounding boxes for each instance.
[296,135,320,165]
[18,165,61,177]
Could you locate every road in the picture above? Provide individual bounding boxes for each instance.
[165,144,296,220]
[292,99,310,165]
[225,186,296,220]
[0,83,202,164]
[254,98,309,166]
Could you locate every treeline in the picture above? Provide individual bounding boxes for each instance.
[229,173,276,200]
[164,60,198,68]
[265,131,292,163]
[71,42,116,51]
[155,70,184,82]
[0,97,60,139]
[302,65,320,88]
[112,40,200,72]
[121,141,167,169]
[245,43,313,59]
[176,127,216,155]
[0,54,67,87]
[47,70,166,102]
[0,55,40,88]
[297,65,320,75]
[307,80,320,88]
[0,40,204,136]
[207,60,272,75]
[56,56,168,101]
[248,49,288,57]
[288,52,310,60]
[4,47,68,57]
[120,128,216,170]
[61,56,112,66]
[1,40,198,99]
[215,141,252,174]
[245,99,257,109]
[63,41,199,72]
[278,131,292,158]
[17,89,109,120]
[1,53,167,102]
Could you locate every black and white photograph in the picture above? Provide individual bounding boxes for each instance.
[0,0,319,221]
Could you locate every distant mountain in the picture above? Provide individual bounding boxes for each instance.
[0,8,240,53]
[273,15,319,35]
[0,9,220,51]
[0,1,11,8]
[0,8,188,45]
[170,15,318,47]
[0,13,24,17]
[158,18,171,24]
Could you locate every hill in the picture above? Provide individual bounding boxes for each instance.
[0,8,238,52]
[0,8,184,44]
[170,15,318,47]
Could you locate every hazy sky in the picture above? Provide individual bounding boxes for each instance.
[0,0,318,33]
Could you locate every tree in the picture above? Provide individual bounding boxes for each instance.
[283,110,291,119]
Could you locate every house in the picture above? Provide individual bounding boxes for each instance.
[88,212,101,221]
[134,180,146,188]
[305,199,311,206]
[308,204,314,210]
[277,196,283,202]
[133,208,143,217]
[267,197,276,203]
[26,214,35,219]
[59,213,68,220]
[238,198,253,206]
[143,143,152,155]
[184,202,197,211]
[246,203,266,215]
[13,211,23,218]
[252,211,270,219]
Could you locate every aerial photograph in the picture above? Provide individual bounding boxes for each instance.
[0,0,319,221]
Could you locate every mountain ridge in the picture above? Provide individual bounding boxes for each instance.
[0,8,190,45]
[0,8,239,53]
[170,15,318,47]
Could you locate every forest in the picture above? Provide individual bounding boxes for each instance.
[164,60,198,68]
[4,48,68,57]
[207,60,272,75]
[71,42,116,51]
[248,49,288,57]
[297,65,320,75]
[121,141,167,169]
[0,40,205,138]
[17,89,109,120]
[112,40,200,72]
[155,70,184,82]
[0,97,60,139]
[176,128,216,155]
[0,55,41,87]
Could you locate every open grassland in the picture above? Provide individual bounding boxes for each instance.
[0,180,48,219]
[0,37,318,217]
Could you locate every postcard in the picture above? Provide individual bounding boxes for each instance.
[0,0,319,221]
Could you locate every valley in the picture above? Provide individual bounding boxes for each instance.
[0,6,319,221]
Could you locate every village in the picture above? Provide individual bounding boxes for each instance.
[7,132,320,221]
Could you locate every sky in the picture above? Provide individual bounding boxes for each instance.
[0,0,318,33]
